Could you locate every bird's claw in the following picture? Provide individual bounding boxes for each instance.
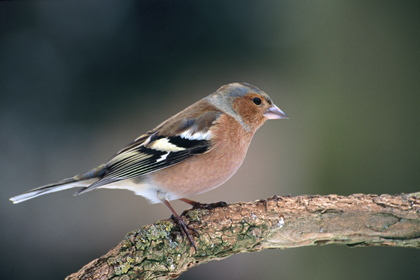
[170,214,198,251]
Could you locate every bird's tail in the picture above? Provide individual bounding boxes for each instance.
[9,164,107,204]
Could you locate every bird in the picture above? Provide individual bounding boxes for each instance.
[10,82,288,248]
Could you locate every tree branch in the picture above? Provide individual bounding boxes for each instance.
[66,193,420,280]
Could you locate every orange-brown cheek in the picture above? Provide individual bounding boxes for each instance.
[232,98,264,127]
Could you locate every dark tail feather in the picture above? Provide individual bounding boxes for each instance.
[9,164,106,204]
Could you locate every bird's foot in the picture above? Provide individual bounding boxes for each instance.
[170,214,198,251]
[179,198,228,210]
[163,199,198,251]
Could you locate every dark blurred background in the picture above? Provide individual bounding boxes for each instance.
[1,1,419,279]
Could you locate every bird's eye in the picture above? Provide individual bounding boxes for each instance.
[252,97,262,105]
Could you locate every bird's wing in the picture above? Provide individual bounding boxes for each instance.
[77,111,221,193]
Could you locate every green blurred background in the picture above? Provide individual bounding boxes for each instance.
[1,1,418,279]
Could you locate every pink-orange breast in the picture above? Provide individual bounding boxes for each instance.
[151,114,256,198]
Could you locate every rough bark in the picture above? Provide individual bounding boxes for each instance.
[66,193,420,280]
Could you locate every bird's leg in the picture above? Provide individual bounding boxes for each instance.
[163,199,197,250]
[179,198,228,210]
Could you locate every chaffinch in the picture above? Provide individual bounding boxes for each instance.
[10,82,288,247]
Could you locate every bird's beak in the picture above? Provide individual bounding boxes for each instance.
[264,104,289,119]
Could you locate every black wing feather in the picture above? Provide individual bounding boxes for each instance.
[77,110,221,194]
[78,135,211,193]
